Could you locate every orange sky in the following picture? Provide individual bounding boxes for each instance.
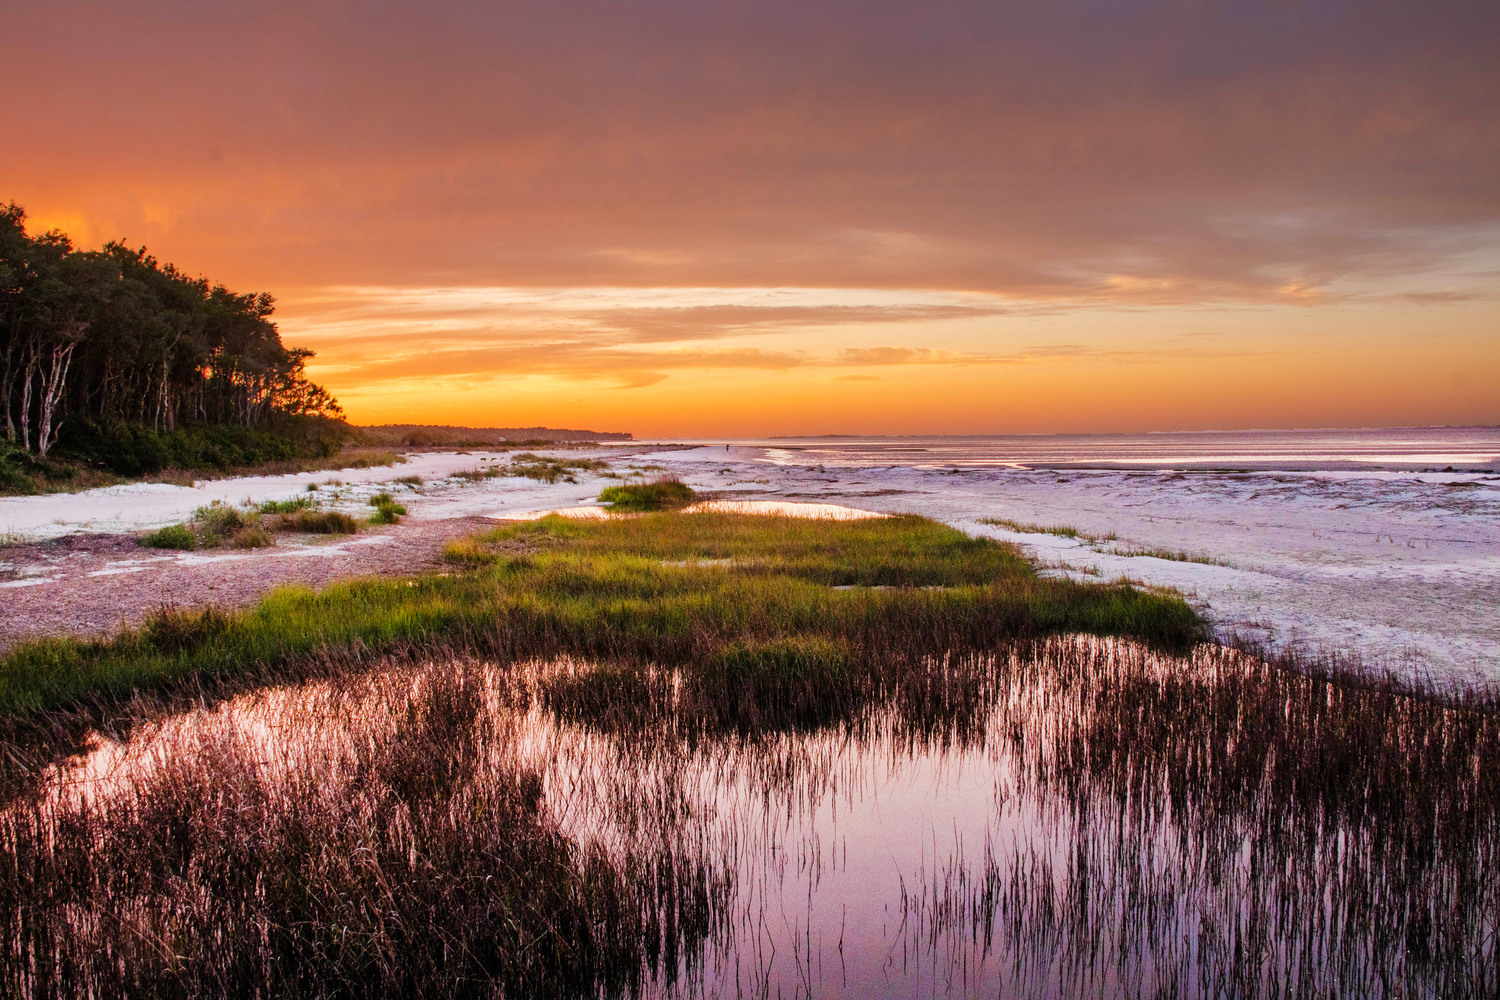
[5,0,1498,434]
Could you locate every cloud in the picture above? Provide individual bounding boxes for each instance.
[321,339,808,387]
[4,0,1495,305]
[837,346,993,366]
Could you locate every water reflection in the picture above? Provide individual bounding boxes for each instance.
[6,637,1496,998]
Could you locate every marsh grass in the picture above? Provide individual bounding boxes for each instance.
[1,512,1199,723]
[4,637,1496,997]
[1,511,1497,995]
[978,517,1118,543]
[0,662,711,999]
[256,495,316,515]
[1103,543,1228,565]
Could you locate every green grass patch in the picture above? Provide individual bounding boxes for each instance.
[256,496,317,514]
[368,492,407,524]
[598,479,696,511]
[139,524,197,551]
[140,499,362,552]
[1,511,1203,720]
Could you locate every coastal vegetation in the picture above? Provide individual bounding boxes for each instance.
[139,498,363,551]
[367,492,407,524]
[449,454,611,485]
[504,453,610,483]
[0,202,344,492]
[978,516,1117,543]
[1,511,1197,721]
[0,510,1495,996]
[598,478,696,510]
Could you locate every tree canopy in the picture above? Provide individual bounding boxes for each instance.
[0,202,340,458]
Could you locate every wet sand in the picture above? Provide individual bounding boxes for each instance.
[0,517,493,651]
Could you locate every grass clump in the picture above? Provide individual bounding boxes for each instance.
[191,501,249,547]
[280,510,359,534]
[256,495,316,514]
[368,492,407,525]
[141,501,303,551]
[139,499,362,550]
[139,524,198,551]
[1105,544,1227,566]
[442,539,500,567]
[142,502,271,551]
[229,524,276,549]
[599,478,696,511]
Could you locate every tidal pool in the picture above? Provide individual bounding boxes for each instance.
[5,637,1496,998]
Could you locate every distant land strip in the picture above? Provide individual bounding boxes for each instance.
[358,424,633,446]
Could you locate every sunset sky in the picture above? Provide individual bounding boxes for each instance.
[6,0,1498,435]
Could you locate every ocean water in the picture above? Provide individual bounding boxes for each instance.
[642,426,1500,471]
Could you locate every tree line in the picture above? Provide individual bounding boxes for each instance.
[1,202,341,459]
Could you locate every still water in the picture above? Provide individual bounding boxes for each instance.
[16,636,1495,998]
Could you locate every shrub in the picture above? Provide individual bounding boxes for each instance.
[598,479,696,511]
[140,524,197,550]
[190,502,248,548]
[55,417,346,477]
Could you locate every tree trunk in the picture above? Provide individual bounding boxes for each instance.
[19,355,35,452]
[37,340,78,459]
[1,337,14,443]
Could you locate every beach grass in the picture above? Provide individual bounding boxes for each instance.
[598,478,696,510]
[0,511,1201,721]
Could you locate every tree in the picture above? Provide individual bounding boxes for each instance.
[0,201,342,458]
